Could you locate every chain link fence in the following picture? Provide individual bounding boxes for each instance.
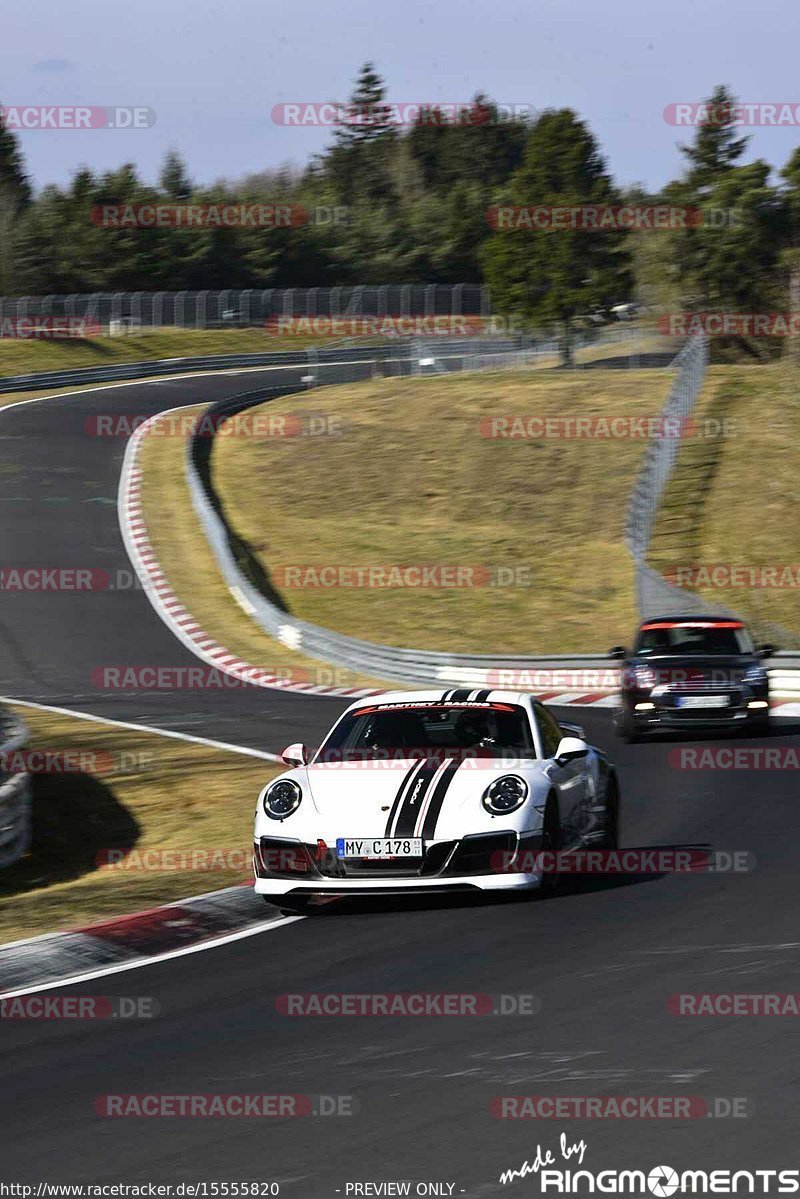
[0,285,489,329]
[624,336,723,618]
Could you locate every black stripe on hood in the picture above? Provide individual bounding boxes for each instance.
[422,759,463,839]
[393,758,442,837]
[383,759,427,836]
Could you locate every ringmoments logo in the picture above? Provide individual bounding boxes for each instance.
[497,1137,799,1192]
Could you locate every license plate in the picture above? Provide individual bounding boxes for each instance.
[336,837,424,859]
[677,695,730,708]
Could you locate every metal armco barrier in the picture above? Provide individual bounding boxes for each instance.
[0,345,395,395]
[0,709,31,869]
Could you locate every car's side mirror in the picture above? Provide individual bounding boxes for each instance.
[758,644,777,659]
[554,736,589,765]
[281,742,310,767]
[608,645,628,660]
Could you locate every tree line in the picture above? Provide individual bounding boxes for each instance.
[2,66,800,350]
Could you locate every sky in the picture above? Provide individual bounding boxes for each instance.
[4,0,800,193]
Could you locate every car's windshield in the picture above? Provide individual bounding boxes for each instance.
[315,702,536,762]
[635,622,755,656]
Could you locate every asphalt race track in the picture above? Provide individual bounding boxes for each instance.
[0,370,348,749]
[2,374,800,1195]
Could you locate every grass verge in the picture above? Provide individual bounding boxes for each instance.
[650,362,800,641]
[0,328,333,379]
[0,704,280,943]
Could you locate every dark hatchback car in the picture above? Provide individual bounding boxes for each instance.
[610,615,775,741]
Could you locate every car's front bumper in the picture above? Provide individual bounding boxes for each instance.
[254,872,540,896]
[622,689,769,729]
[253,831,545,895]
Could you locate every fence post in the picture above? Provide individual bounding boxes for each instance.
[196,291,209,329]
[303,346,318,388]
[424,283,436,317]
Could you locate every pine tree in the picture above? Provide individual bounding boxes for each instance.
[665,87,782,341]
[327,63,397,203]
[0,108,31,292]
[333,62,395,150]
[159,150,193,201]
[680,85,748,193]
[481,109,632,363]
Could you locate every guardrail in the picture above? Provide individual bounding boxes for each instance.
[0,338,537,395]
[0,709,31,869]
[0,324,656,396]
[0,344,413,395]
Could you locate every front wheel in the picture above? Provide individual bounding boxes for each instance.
[538,796,563,896]
[600,775,620,849]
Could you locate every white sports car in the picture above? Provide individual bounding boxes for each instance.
[253,689,620,906]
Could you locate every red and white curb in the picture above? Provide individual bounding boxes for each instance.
[0,884,299,998]
[118,409,381,699]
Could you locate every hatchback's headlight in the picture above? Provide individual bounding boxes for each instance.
[742,667,767,686]
[482,775,528,815]
[263,778,302,820]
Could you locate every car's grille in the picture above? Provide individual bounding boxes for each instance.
[256,838,317,878]
[331,857,426,878]
[662,681,743,697]
[446,832,517,876]
[660,707,745,722]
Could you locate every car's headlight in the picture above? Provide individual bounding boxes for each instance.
[482,775,528,815]
[631,666,657,689]
[742,667,768,686]
[263,778,303,820]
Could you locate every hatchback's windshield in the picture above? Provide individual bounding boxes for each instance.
[635,622,755,656]
[315,703,536,761]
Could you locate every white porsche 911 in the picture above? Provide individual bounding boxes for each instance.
[253,689,620,906]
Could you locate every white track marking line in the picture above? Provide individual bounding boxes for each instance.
[0,694,281,761]
[0,915,305,998]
